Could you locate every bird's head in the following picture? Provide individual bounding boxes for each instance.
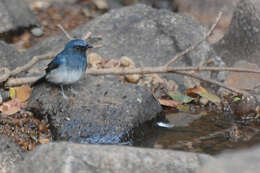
[65,39,93,53]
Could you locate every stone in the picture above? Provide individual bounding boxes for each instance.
[0,136,23,173]
[0,0,39,33]
[198,146,260,173]
[0,41,27,70]
[12,142,211,173]
[31,27,43,37]
[214,0,260,66]
[27,75,163,144]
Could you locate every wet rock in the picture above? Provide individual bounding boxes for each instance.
[0,136,23,173]
[0,0,39,33]
[198,146,260,173]
[214,0,260,66]
[28,75,162,144]
[24,4,219,89]
[12,142,211,173]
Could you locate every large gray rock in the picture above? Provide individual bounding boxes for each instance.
[0,41,25,69]
[0,0,39,33]
[198,146,260,173]
[28,75,162,144]
[214,0,260,66]
[12,142,211,173]
[0,136,23,173]
[24,4,219,88]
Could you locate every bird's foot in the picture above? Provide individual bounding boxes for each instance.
[60,85,69,100]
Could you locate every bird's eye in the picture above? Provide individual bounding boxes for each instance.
[75,46,85,51]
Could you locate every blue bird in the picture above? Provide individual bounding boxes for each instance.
[34,39,92,98]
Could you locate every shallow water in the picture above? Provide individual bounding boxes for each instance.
[134,111,260,155]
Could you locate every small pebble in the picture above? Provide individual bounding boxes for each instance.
[31,27,44,37]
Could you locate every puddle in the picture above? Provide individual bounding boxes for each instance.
[134,111,260,155]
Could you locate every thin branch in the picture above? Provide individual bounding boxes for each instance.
[11,52,57,76]
[82,32,92,41]
[86,66,260,75]
[57,24,73,40]
[5,76,40,87]
[4,65,260,95]
[0,68,10,83]
[174,71,247,95]
[165,12,223,67]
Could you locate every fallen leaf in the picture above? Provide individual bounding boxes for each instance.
[233,97,241,102]
[176,104,190,112]
[0,99,21,116]
[39,138,50,144]
[12,86,32,102]
[159,99,181,107]
[186,85,220,104]
[168,92,193,104]
[9,88,16,99]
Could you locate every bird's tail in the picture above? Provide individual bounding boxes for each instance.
[31,74,46,87]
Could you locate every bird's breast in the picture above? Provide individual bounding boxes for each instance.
[46,66,85,85]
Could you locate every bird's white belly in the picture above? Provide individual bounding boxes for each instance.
[46,67,83,84]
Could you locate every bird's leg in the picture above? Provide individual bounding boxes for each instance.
[60,85,68,100]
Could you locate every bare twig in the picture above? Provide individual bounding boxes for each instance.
[165,12,223,67]
[82,32,92,41]
[57,24,73,40]
[174,71,247,95]
[11,52,57,76]
[5,76,41,87]
[0,68,10,83]
[86,66,260,75]
[4,65,260,94]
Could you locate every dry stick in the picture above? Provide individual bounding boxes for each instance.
[11,52,57,76]
[82,32,92,41]
[0,68,10,83]
[86,66,260,75]
[6,66,260,88]
[174,71,247,95]
[5,76,40,87]
[57,24,73,40]
[165,12,223,67]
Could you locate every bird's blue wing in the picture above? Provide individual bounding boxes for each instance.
[46,52,66,73]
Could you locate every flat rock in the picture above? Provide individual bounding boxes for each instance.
[0,41,27,69]
[12,142,211,173]
[198,146,260,173]
[0,136,23,173]
[28,75,162,144]
[0,0,39,33]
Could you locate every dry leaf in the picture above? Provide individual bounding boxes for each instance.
[159,99,181,107]
[0,99,21,116]
[186,85,220,104]
[13,86,32,102]
[39,138,50,144]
